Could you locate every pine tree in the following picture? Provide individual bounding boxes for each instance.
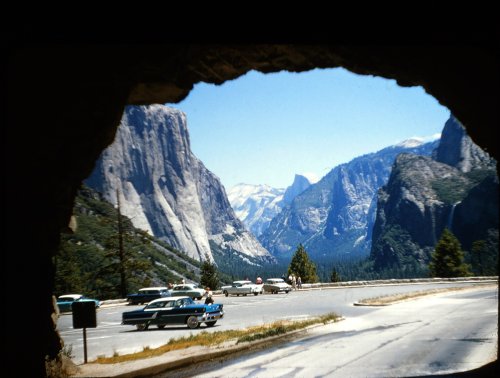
[288,244,318,283]
[200,253,220,290]
[471,240,487,276]
[330,268,341,282]
[429,228,472,278]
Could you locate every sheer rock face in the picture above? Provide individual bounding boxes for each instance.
[433,116,496,173]
[282,174,314,205]
[260,140,438,259]
[86,105,273,263]
[371,119,498,270]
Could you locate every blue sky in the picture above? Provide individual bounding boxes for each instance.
[168,68,450,189]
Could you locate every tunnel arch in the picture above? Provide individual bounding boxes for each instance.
[5,43,498,376]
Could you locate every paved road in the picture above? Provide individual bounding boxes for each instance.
[56,281,496,366]
[162,286,498,377]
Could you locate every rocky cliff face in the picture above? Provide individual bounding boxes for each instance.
[86,105,274,264]
[282,174,314,205]
[260,139,439,261]
[433,116,496,173]
[371,116,498,271]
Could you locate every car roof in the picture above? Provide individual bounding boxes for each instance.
[233,280,252,284]
[138,287,169,291]
[266,278,285,281]
[148,296,191,304]
[57,294,83,300]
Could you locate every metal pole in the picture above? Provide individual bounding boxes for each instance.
[83,327,87,364]
[117,188,127,298]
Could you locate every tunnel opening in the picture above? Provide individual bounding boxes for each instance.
[5,43,498,376]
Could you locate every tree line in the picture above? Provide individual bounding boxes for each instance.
[57,186,495,301]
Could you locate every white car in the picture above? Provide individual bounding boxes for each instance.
[263,278,291,294]
[169,284,205,300]
[221,280,263,297]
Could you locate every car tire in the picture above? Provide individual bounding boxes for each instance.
[136,324,149,331]
[205,321,217,327]
[243,294,247,296]
[254,292,258,296]
[157,324,166,329]
[224,291,228,297]
[197,297,202,300]
[186,316,200,329]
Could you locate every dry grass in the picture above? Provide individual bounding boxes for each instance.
[93,312,340,364]
[358,284,496,306]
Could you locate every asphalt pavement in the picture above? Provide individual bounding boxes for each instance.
[68,277,498,377]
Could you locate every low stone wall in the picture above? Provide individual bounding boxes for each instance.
[300,276,498,290]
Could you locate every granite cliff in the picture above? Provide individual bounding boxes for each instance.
[86,105,275,264]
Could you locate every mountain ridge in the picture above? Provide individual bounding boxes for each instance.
[227,174,314,237]
[370,116,498,273]
[259,138,440,261]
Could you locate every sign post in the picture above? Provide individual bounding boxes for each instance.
[72,301,97,363]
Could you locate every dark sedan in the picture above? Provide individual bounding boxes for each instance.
[122,296,224,330]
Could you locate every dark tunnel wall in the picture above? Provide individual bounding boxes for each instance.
[4,43,498,376]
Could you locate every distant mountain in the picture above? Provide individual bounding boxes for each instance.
[228,174,315,237]
[371,116,498,272]
[86,105,275,265]
[282,174,316,205]
[227,184,285,237]
[260,138,439,261]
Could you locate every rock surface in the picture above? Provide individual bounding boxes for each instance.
[260,139,438,260]
[371,118,498,270]
[86,105,273,263]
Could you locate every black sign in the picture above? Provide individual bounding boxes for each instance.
[72,301,97,328]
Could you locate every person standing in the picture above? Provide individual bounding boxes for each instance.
[291,275,297,290]
[297,276,302,289]
[202,286,214,304]
[256,276,263,284]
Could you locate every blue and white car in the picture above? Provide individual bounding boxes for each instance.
[122,296,224,330]
[56,294,101,313]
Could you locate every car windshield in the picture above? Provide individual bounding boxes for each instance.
[146,300,175,309]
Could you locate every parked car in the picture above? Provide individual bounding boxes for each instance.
[170,284,205,300]
[56,294,101,313]
[122,296,224,330]
[263,278,292,294]
[221,280,263,297]
[126,287,171,305]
